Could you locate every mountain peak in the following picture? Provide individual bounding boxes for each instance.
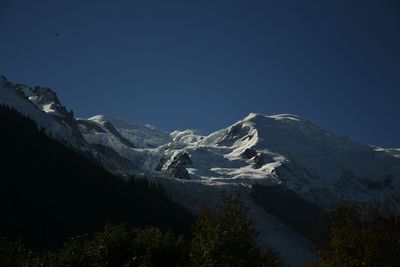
[269,114,305,121]
[87,114,110,123]
[242,112,263,121]
[242,112,308,123]
[32,86,61,105]
[85,114,172,149]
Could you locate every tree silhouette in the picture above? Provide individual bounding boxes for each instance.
[191,192,281,267]
[310,200,400,267]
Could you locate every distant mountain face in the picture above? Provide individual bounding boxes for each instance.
[0,104,193,248]
[77,98,400,208]
[1,75,399,266]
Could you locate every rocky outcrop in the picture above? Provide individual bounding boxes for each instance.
[165,152,193,180]
[252,152,264,169]
[0,77,86,144]
[32,86,62,106]
[241,148,265,168]
[242,148,258,159]
[166,163,191,180]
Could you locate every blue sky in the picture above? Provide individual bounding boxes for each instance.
[1,0,399,147]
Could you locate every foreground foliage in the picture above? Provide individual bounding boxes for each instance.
[309,200,400,267]
[191,192,281,267]
[1,225,188,267]
[0,193,282,267]
[0,104,192,248]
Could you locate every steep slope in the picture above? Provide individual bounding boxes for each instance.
[0,76,72,141]
[146,113,400,207]
[93,113,399,265]
[0,105,192,248]
[3,76,398,202]
[2,75,400,266]
[87,115,171,148]
[77,115,170,175]
[183,113,400,205]
[0,76,137,173]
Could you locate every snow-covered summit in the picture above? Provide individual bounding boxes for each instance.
[0,77,73,141]
[2,76,400,266]
[243,112,305,122]
[86,114,171,148]
[2,74,399,209]
[198,112,400,192]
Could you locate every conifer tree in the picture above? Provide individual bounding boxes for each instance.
[191,192,281,267]
[311,201,400,267]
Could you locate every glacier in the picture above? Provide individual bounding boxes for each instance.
[1,75,399,266]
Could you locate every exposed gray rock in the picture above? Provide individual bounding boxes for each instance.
[176,152,193,166]
[155,157,167,171]
[241,149,264,168]
[165,152,193,180]
[166,163,191,180]
[242,148,258,159]
[252,152,264,169]
[32,86,62,106]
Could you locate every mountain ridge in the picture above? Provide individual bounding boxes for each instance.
[1,75,399,266]
[0,104,193,248]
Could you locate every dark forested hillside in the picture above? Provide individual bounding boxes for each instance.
[250,184,322,238]
[0,105,192,248]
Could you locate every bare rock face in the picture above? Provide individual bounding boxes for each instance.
[241,148,264,168]
[166,163,191,180]
[2,78,81,139]
[252,152,264,169]
[32,87,62,106]
[165,152,193,180]
[30,86,72,119]
[242,148,258,159]
[175,152,193,166]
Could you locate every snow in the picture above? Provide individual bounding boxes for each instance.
[78,111,400,208]
[170,129,204,144]
[151,176,316,267]
[383,148,400,158]
[29,96,64,116]
[88,115,171,148]
[270,114,303,122]
[0,86,71,140]
[3,75,400,266]
[41,102,56,113]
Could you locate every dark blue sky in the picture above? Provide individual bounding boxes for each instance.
[1,0,399,147]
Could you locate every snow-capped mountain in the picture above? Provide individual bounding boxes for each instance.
[77,110,400,205]
[0,75,73,141]
[1,75,400,266]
